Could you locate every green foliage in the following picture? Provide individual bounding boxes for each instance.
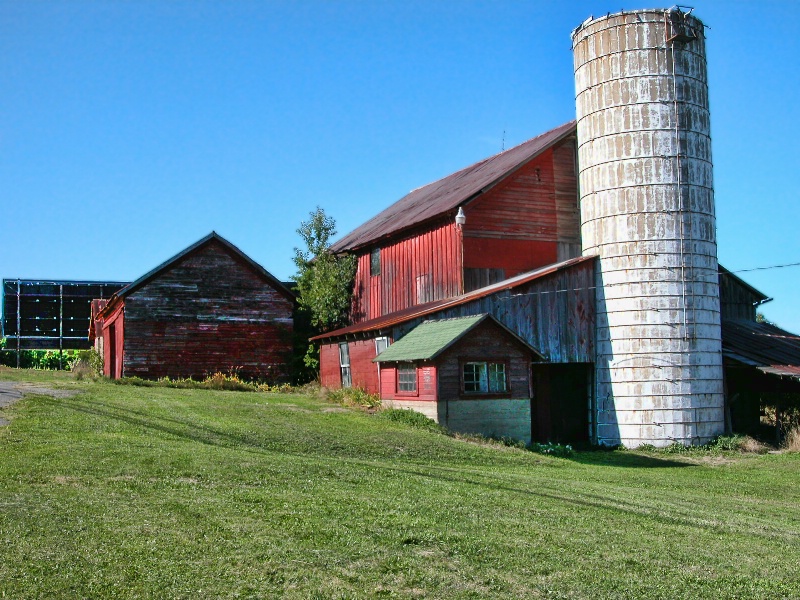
[637,434,768,455]
[377,408,447,433]
[756,312,775,325]
[0,341,80,370]
[292,207,357,334]
[326,386,381,409]
[528,441,574,457]
[69,349,104,380]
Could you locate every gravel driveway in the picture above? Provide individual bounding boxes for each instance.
[0,381,79,425]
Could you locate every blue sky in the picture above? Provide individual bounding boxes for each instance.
[2,0,798,333]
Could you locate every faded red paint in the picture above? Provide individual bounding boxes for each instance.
[319,342,342,389]
[379,363,437,402]
[463,238,557,276]
[100,301,125,379]
[348,139,580,324]
[319,338,382,393]
[95,234,294,381]
[351,220,462,323]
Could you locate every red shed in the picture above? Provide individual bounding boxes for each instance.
[374,314,541,443]
[95,232,295,381]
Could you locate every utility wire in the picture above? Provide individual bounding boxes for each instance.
[499,259,800,300]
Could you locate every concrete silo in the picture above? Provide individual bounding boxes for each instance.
[572,9,724,447]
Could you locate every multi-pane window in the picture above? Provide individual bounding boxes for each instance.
[370,248,381,277]
[463,361,507,394]
[397,365,417,393]
[339,342,351,388]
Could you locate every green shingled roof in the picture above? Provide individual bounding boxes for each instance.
[373,314,488,363]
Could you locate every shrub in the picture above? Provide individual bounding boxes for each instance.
[782,427,800,452]
[528,442,574,458]
[377,408,446,433]
[326,387,381,409]
[69,349,104,380]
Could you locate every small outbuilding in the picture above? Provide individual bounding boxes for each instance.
[374,314,542,444]
[94,232,295,381]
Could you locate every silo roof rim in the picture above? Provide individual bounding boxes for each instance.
[571,7,697,39]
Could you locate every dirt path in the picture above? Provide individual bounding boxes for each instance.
[0,381,80,426]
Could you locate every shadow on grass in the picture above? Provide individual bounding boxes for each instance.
[32,395,758,536]
[569,451,693,469]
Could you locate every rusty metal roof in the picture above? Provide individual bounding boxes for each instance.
[312,254,596,341]
[330,121,577,253]
[722,319,800,380]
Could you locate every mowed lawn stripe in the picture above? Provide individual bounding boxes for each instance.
[0,371,798,598]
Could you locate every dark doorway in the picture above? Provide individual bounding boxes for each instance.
[530,363,591,444]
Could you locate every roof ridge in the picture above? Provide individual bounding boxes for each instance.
[330,120,577,253]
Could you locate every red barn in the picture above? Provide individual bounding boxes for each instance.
[95,232,295,381]
[331,121,580,323]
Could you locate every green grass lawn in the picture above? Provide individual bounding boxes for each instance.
[1,368,798,599]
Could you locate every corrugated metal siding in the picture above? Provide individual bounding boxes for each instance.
[351,220,462,323]
[122,241,294,381]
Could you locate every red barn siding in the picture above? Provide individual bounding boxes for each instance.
[553,140,581,259]
[461,140,580,279]
[120,240,293,381]
[351,220,462,323]
[379,363,437,402]
[348,339,380,392]
[464,149,557,241]
[319,342,342,389]
[100,302,125,379]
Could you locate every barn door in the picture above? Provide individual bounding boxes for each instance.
[530,363,590,444]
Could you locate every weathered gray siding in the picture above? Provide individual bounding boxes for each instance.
[123,241,293,380]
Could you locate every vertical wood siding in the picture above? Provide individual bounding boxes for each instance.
[319,342,342,389]
[348,339,380,392]
[100,302,125,379]
[351,220,462,323]
[378,363,437,402]
[553,140,582,260]
[719,275,762,321]
[122,241,294,381]
[392,260,596,363]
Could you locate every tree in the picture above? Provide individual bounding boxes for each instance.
[292,207,357,373]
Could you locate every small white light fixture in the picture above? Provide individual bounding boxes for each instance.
[455,206,466,227]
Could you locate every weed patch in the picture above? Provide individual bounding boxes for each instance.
[376,408,446,433]
[326,386,381,409]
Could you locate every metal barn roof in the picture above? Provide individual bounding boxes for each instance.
[722,319,800,380]
[330,121,577,253]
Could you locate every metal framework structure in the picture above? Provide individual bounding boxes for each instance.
[2,279,128,367]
